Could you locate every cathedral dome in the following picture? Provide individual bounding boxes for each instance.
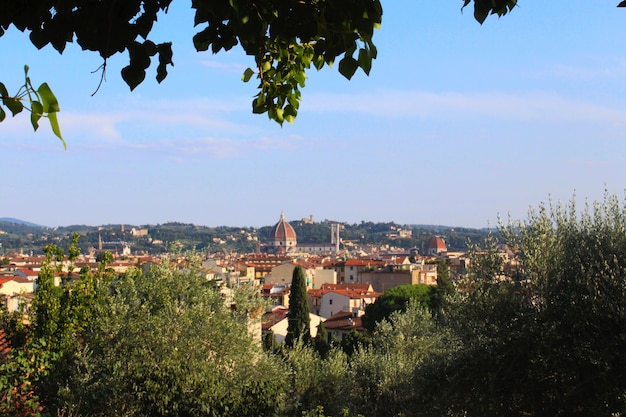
[269,212,297,252]
[426,236,447,255]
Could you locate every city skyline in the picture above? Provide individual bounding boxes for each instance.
[2,1,626,228]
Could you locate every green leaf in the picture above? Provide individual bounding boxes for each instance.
[29,29,49,49]
[242,68,255,82]
[121,65,146,91]
[474,7,489,24]
[338,57,359,80]
[31,101,43,131]
[38,83,61,113]
[274,107,284,124]
[358,49,372,75]
[252,95,266,114]
[4,98,24,116]
[156,42,174,84]
[293,71,306,87]
[283,104,297,124]
[0,82,7,98]
[0,107,5,122]
[47,111,66,149]
[313,54,325,70]
[619,0,626,6]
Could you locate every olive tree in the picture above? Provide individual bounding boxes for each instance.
[416,193,626,417]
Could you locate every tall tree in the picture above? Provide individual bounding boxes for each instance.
[428,259,456,314]
[313,321,331,359]
[285,265,311,347]
[416,193,626,417]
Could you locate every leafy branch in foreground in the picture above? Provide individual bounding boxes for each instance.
[0,65,64,148]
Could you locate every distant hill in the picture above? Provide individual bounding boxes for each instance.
[0,218,495,256]
[0,218,45,228]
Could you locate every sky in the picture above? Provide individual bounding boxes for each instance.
[2,1,626,229]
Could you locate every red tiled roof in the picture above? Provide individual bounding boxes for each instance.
[344,259,386,267]
[261,307,289,331]
[326,289,380,299]
[308,284,379,300]
[15,269,39,277]
[320,283,371,292]
[323,311,365,332]
[426,236,447,251]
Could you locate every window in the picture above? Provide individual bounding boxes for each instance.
[329,299,333,305]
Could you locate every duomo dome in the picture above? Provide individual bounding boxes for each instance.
[269,212,297,253]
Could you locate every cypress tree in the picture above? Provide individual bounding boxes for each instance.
[285,265,311,347]
[313,320,331,359]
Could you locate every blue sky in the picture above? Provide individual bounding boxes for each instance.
[2,1,626,228]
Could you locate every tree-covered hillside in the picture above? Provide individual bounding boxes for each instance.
[0,218,492,256]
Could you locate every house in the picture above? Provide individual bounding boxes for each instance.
[328,259,387,284]
[264,260,315,287]
[323,310,366,341]
[0,276,35,297]
[308,283,379,318]
[239,254,291,283]
[261,284,290,307]
[0,276,35,312]
[297,243,337,255]
[318,288,379,319]
[357,266,437,292]
[261,306,325,345]
[311,267,336,288]
[13,268,39,281]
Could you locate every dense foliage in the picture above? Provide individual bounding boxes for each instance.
[3,192,626,416]
[361,283,432,332]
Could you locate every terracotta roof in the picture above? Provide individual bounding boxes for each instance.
[344,259,386,267]
[6,276,31,284]
[426,236,447,251]
[323,311,365,332]
[309,284,379,300]
[261,307,289,331]
[293,259,316,269]
[325,289,380,300]
[320,283,371,292]
[0,276,16,286]
[269,212,297,242]
[15,269,39,277]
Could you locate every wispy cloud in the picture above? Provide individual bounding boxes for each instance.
[4,88,624,157]
[305,89,626,126]
[548,60,626,81]
[119,134,300,159]
[64,97,251,142]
